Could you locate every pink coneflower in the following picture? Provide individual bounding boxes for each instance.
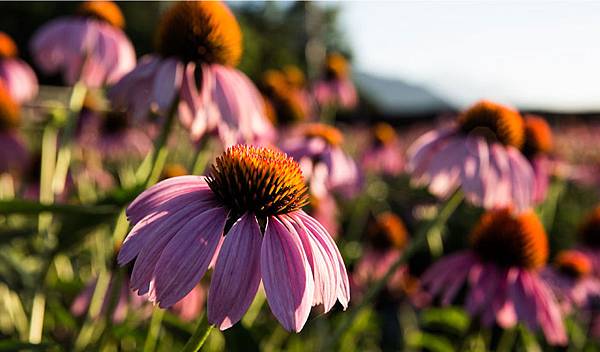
[0,32,37,103]
[421,208,566,345]
[0,85,28,175]
[77,104,152,164]
[541,250,600,314]
[354,213,414,299]
[361,122,405,176]
[30,1,135,88]
[118,145,350,332]
[109,1,274,146]
[283,123,359,198]
[576,207,600,276]
[408,100,534,212]
[260,67,314,125]
[522,115,553,204]
[313,53,358,111]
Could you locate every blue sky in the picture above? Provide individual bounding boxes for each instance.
[339,2,600,111]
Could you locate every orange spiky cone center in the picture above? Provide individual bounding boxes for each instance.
[0,32,17,58]
[554,250,591,279]
[325,53,349,80]
[470,208,548,270]
[458,100,525,148]
[156,1,242,66]
[368,212,409,250]
[523,115,553,157]
[207,145,309,217]
[373,122,397,146]
[0,85,20,131]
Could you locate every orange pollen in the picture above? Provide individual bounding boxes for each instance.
[207,145,309,217]
[303,123,344,146]
[373,122,397,146]
[470,208,548,270]
[0,84,20,131]
[579,206,600,248]
[161,163,188,180]
[523,115,553,156]
[554,250,591,279]
[156,1,242,66]
[325,53,349,79]
[368,212,409,250]
[458,100,525,148]
[77,1,125,29]
[262,69,288,95]
[0,32,17,58]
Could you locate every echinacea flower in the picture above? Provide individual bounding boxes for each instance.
[118,145,350,332]
[260,67,313,124]
[313,53,358,111]
[361,122,405,176]
[522,115,553,204]
[421,208,566,345]
[354,212,414,299]
[30,1,135,88]
[0,84,28,175]
[109,1,274,146]
[77,104,152,164]
[408,100,535,212]
[0,32,37,103]
[283,123,359,198]
[576,206,600,276]
[541,250,600,314]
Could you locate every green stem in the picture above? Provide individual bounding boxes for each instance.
[324,191,463,350]
[191,138,212,175]
[52,81,87,196]
[143,308,165,352]
[539,178,566,234]
[181,315,214,352]
[144,98,178,187]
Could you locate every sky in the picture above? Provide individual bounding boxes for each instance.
[339,2,600,111]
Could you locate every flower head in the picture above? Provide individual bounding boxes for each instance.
[109,1,273,145]
[325,53,350,80]
[0,85,27,174]
[421,208,566,345]
[156,1,242,66]
[362,122,405,176]
[458,100,524,148]
[30,1,135,87]
[554,250,592,279]
[77,1,125,28]
[119,145,349,332]
[367,212,409,250]
[313,53,357,110]
[470,208,547,270]
[283,123,359,198]
[0,32,17,58]
[408,100,534,212]
[523,115,553,157]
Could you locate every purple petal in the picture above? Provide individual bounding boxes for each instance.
[207,213,262,330]
[261,216,314,332]
[153,207,227,307]
[152,58,183,113]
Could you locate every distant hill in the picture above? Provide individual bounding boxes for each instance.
[353,71,455,117]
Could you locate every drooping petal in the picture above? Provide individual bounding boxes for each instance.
[294,211,350,309]
[281,214,338,312]
[261,216,314,332]
[152,58,183,114]
[152,207,227,307]
[207,213,263,330]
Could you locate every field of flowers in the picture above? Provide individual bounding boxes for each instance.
[0,1,600,351]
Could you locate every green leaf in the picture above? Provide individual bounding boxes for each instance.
[420,307,471,335]
[407,331,454,352]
